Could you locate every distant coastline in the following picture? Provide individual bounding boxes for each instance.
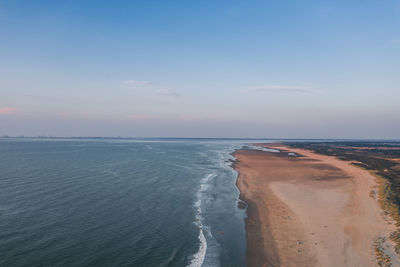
[2,136,400,142]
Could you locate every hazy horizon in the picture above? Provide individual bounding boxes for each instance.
[1,1,399,139]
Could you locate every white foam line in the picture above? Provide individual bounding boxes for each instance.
[188,173,217,267]
[188,228,207,267]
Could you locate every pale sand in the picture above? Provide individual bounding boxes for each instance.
[234,144,399,267]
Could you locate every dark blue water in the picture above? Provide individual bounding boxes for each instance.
[0,139,247,266]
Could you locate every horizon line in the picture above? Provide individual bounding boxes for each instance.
[1,136,399,142]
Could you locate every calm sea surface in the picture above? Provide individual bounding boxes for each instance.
[0,138,251,266]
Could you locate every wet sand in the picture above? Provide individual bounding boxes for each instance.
[234,144,398,267]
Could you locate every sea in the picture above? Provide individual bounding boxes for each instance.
[0,138,263,266]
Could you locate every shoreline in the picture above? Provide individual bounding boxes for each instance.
[233,159,279,266]
[234,143,398,266]
[235,180,281,266]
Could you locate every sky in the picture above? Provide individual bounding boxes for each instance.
[0,0,399,138]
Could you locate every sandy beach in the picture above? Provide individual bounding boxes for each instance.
[234,143,398,267]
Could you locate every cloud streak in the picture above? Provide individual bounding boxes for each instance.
[155,88,180,98]
[121,79,179,98]
[247,85,315,93]
[0,107,16,115]
[121,80,155,85]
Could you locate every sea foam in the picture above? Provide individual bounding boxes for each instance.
[188,228,207,267]
[188,173,216,267]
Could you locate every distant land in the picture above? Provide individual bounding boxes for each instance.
[1,136,400,142]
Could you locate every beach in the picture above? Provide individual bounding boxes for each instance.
[234,143,398,267]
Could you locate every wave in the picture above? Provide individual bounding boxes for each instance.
[188,143,246,267]
[187,173,217,267]
[188,228,207,267]
[189,200,206,267]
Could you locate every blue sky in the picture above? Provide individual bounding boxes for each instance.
[0,0,399,138]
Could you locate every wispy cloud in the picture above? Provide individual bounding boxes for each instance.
[121,79,179,98]
[391,39,400,44]
[155,88,180,98]
[0,107,16,115]
[247,85,315,93]
[121,80,155,85]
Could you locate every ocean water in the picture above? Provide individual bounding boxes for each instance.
[0,138,249,266]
